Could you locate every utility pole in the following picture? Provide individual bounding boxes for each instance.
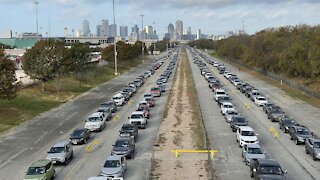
[35,0,39,40]
[140,14,145,57]
[153,21,156,56]
[113,0,118,75]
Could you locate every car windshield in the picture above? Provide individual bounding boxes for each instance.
[260,166,282,175]
[115,140,130,147]
[227,111,237,115]
[27,167,45,175]
[235,117,246,123]
[296,128,311,135]
[151,88,159,91]
[314,142,320,148]
[131,114,143,119]
[217,92,225,95]
[88,117,100,122]
[283,120,296,125]
[144,94,152,98]
[104,160,121,168]
[248,148,263,154]
[71,130,84,136]
[113,96,121,100]
[224,105,233,108]
[241,131,255,136]
[122,126,134,131]
[258,97,266,100]
[48,147,64,153]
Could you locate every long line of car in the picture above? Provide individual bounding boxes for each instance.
[191,47,320,179]
[188,47,293,180]
[23,50,180,180]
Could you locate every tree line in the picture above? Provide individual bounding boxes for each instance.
[190,25,320,83]
[0,39,152,100]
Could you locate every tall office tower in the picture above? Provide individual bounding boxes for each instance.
[197,29,201,40]
[101,20,109,36]
[145,26,154,39]
[120,26,128,39]
[64,27,68,37]
[168,23,174,40]
[131,24,139,39]
[83,20,90,36]
[109,24,117,37]
[175,20,183,40]
[187,27,192,35]
[96,25,102,36]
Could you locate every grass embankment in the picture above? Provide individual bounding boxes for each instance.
[210,52,320,108]
[0,60,142,134]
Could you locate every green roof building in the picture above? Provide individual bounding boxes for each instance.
[0,38,37,49]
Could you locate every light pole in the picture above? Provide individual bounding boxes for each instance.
[152,21,156,56]
[140,14,145,57]
[113,0,118,75]
[35,0,39,40]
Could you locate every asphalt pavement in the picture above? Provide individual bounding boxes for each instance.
[187,48,320,180]
[0,51,178,180]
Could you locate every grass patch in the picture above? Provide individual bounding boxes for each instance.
[150,159,161,180]
[183,49,206,150]
[209,52,320,108]
[0,59,143,134]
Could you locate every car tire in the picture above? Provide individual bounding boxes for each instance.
[84,139,87,144]
[250,169,254,177]
[52,170,56,180]
[305,147,309,154]
[70,152,74,159]
[296,139,299,145]
[63,158,68,166]
[313,154,317,161]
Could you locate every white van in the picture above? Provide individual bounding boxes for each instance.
[214,89,227,101]
[85,112,106,131]
[113,93,125,106]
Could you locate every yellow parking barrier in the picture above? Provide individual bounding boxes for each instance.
[112,114,120,122]
[269,127,279,139]
[171,149,218,159]
[128,100,134,105]
[244,103,251,109]
[85,139,100,153]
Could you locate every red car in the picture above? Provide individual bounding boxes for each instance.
[137,104,150,119]
[150,86,161,97]
[145,97,155,107]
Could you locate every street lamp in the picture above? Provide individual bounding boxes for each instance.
[152,21,156,56]
[113,0,118,75]
[140,14,145,57]
[34,0,39,40]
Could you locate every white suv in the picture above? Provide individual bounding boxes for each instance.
[113,93,125,106]
[85,112,106,131]
[214,89,227,101]
[236,126,259,147]
[128,111,147,129]
[220,102,236,115]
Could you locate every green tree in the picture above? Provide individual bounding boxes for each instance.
[23,39,67,93]
[0,53,18,100]
[66,43,91,87]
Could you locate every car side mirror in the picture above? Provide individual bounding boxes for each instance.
[253,169,257,172]
[128,117,130,119]
[284,170,288,174]
[256,134,259,136]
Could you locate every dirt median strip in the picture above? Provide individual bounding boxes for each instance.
[151,48,209,180]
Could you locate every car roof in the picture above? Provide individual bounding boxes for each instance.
[116,137,133,142]
[73,128,87,132]
[132,111,144,115]
[257,159,280,167]
[256,96,266,99]
[222,102,233,105]
[30,159,51,167]
[89,112,103,117]
[52,140,70,147]
[246,143,261,148]
[216,89,225,92]
[239,126,254,131]
[106,155,122,161]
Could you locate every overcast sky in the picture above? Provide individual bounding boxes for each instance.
[1,0,320,38]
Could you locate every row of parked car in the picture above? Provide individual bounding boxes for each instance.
[23,51,178,180]
[94,50,179,179]
[189,47,289,180]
